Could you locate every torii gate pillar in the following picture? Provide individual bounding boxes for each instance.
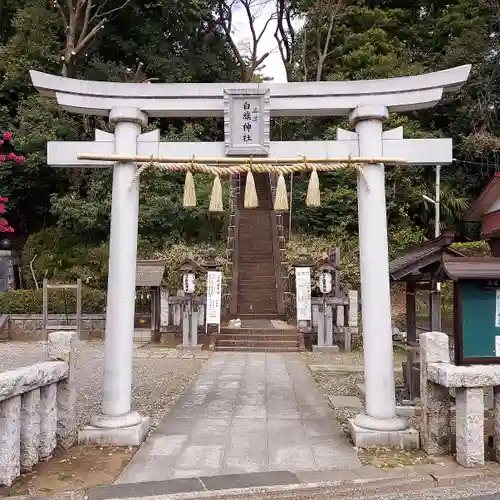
[349,105,411,442]
[84,108,150,442]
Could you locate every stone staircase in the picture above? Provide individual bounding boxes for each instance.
[236,173,280,318]
[215,327,299,352]
[216,174,298,352]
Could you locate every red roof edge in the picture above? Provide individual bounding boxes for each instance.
[465,175,500,221]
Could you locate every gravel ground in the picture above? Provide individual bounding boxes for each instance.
[303,349,419,434]
[0,340,209,431]
[310,370,364,434]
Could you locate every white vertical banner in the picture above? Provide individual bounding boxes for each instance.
[206,271,222,328]
[296,267,312,321]
[160,289,169,329]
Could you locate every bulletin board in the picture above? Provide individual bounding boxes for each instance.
[454,279,500,365]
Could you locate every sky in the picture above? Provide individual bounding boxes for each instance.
[230,1,304,83]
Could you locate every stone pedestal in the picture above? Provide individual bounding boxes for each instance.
[176,344,203,353]
[313,345,339,354]
[79,416,150,446]
[348,419,420,449]
[181,309,199,348]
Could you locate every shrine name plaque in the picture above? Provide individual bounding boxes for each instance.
[223,88,270,156]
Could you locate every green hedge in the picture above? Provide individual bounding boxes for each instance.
[450,240,491,257]
[0,288,106,314]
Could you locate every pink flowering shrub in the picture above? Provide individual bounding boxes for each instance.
[0,131,25,232]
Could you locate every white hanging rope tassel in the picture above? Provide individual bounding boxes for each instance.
[244,160,258,208]
[183,169,197,207]
[274,172,288,211]
[306,163,321,207]
[209,174,223,212]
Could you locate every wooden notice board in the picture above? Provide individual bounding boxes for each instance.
[455,280,500,365]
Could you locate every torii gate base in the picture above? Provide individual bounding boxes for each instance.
[31,65,470,449]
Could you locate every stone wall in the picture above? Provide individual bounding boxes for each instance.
[420,331,500,467]
[0,331,77,486]
[5,314,106,341]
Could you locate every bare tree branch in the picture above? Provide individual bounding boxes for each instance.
[316,1,343,81]
[274,0,298,81]
[218,1,246,71]
[306,0,344,81]
[55,0,132,77]
[77,0,93,47]
[302,28,308,82]
[93,0,133,20]
[74,17,106,56]
[54,1,69,30]
[217,0,274,82]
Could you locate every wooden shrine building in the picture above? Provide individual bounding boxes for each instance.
[135,259,166,340]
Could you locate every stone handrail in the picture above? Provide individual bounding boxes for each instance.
[0,314,8,331]
[0,331,77,487]
[420,331,500,467]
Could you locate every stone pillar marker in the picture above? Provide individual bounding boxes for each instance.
[48,331,77,449]
[79,108,151,445]
[456,387,484,467]
[419,331,451,455]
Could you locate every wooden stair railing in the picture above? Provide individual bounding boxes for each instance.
[226,174,240,316]
[268,173,287,316]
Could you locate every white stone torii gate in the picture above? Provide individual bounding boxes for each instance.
[30,65,470,448]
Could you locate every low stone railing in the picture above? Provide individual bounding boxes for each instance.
[420,331,500,467]
[0,331,77,486]
[5,314,105,341]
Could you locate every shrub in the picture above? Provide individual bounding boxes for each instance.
[0,287,106,314]
[285,233,360,291]
[451,240,490,257]
[21,227,109,289]
[150,242,227,294]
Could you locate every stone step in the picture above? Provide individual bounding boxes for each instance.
[216,339,298,347]
[238,245,274,251]
[237,279,277,284]
[237,296,279,309]
[237,284,277,288]
[219,330,298,338]
[237,295,278,302]
[237,292,278,299]
[238,249,274,253]
[218,335,298,342]
[239,259,274,262]
[238,300,277,307]
[230,313,286,320]
[221,326,294,333]
[237,307,278,314]
[238,276,276,281]
[237,310,279,316]
[239,265,275,270]
[214,345,299,352]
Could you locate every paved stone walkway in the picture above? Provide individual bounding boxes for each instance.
[116,352,360,483]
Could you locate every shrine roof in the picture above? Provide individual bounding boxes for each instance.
[136,260,166,288]
[389,231,464,280]
[465,173,500,221]
[442,254,500,280]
